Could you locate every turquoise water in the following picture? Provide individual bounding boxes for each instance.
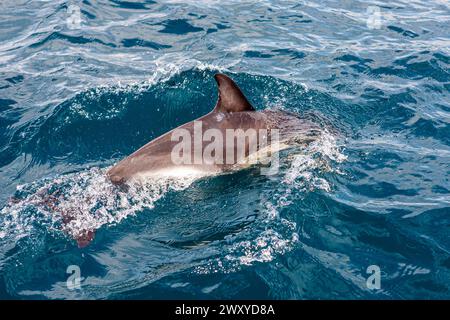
[0,0,449,299]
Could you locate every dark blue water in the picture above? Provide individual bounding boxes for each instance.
[0,0,449,299]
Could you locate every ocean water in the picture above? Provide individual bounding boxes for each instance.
[0,0,449,299]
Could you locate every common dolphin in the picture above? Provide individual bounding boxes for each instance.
[53,73,322,247]
[107,73,321,184]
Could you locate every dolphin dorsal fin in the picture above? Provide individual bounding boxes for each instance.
[213,74,255,113]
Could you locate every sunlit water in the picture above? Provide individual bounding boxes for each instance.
[0,0,449,299]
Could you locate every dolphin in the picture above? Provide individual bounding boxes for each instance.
[107,73,321,184]
[55,73,323,247]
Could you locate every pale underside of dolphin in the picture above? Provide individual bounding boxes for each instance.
[107,73,321,184]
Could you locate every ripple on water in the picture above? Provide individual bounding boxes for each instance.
[0,0,449,299]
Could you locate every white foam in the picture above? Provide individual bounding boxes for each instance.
[1,167,198,241]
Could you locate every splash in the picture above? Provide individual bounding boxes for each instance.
[283,131,347,194]
[0,167,198,244]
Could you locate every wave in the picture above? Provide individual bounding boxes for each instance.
[0,128,345,263]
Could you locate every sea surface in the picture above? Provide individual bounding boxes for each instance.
[0,0,449,299]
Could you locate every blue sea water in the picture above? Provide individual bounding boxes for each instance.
[0,0,449,299]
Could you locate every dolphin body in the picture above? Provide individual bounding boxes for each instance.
[107,74,321,184]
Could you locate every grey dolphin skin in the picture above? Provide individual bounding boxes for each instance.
[107,74,321,184]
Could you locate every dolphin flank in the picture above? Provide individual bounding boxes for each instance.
[107,73,321,184]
